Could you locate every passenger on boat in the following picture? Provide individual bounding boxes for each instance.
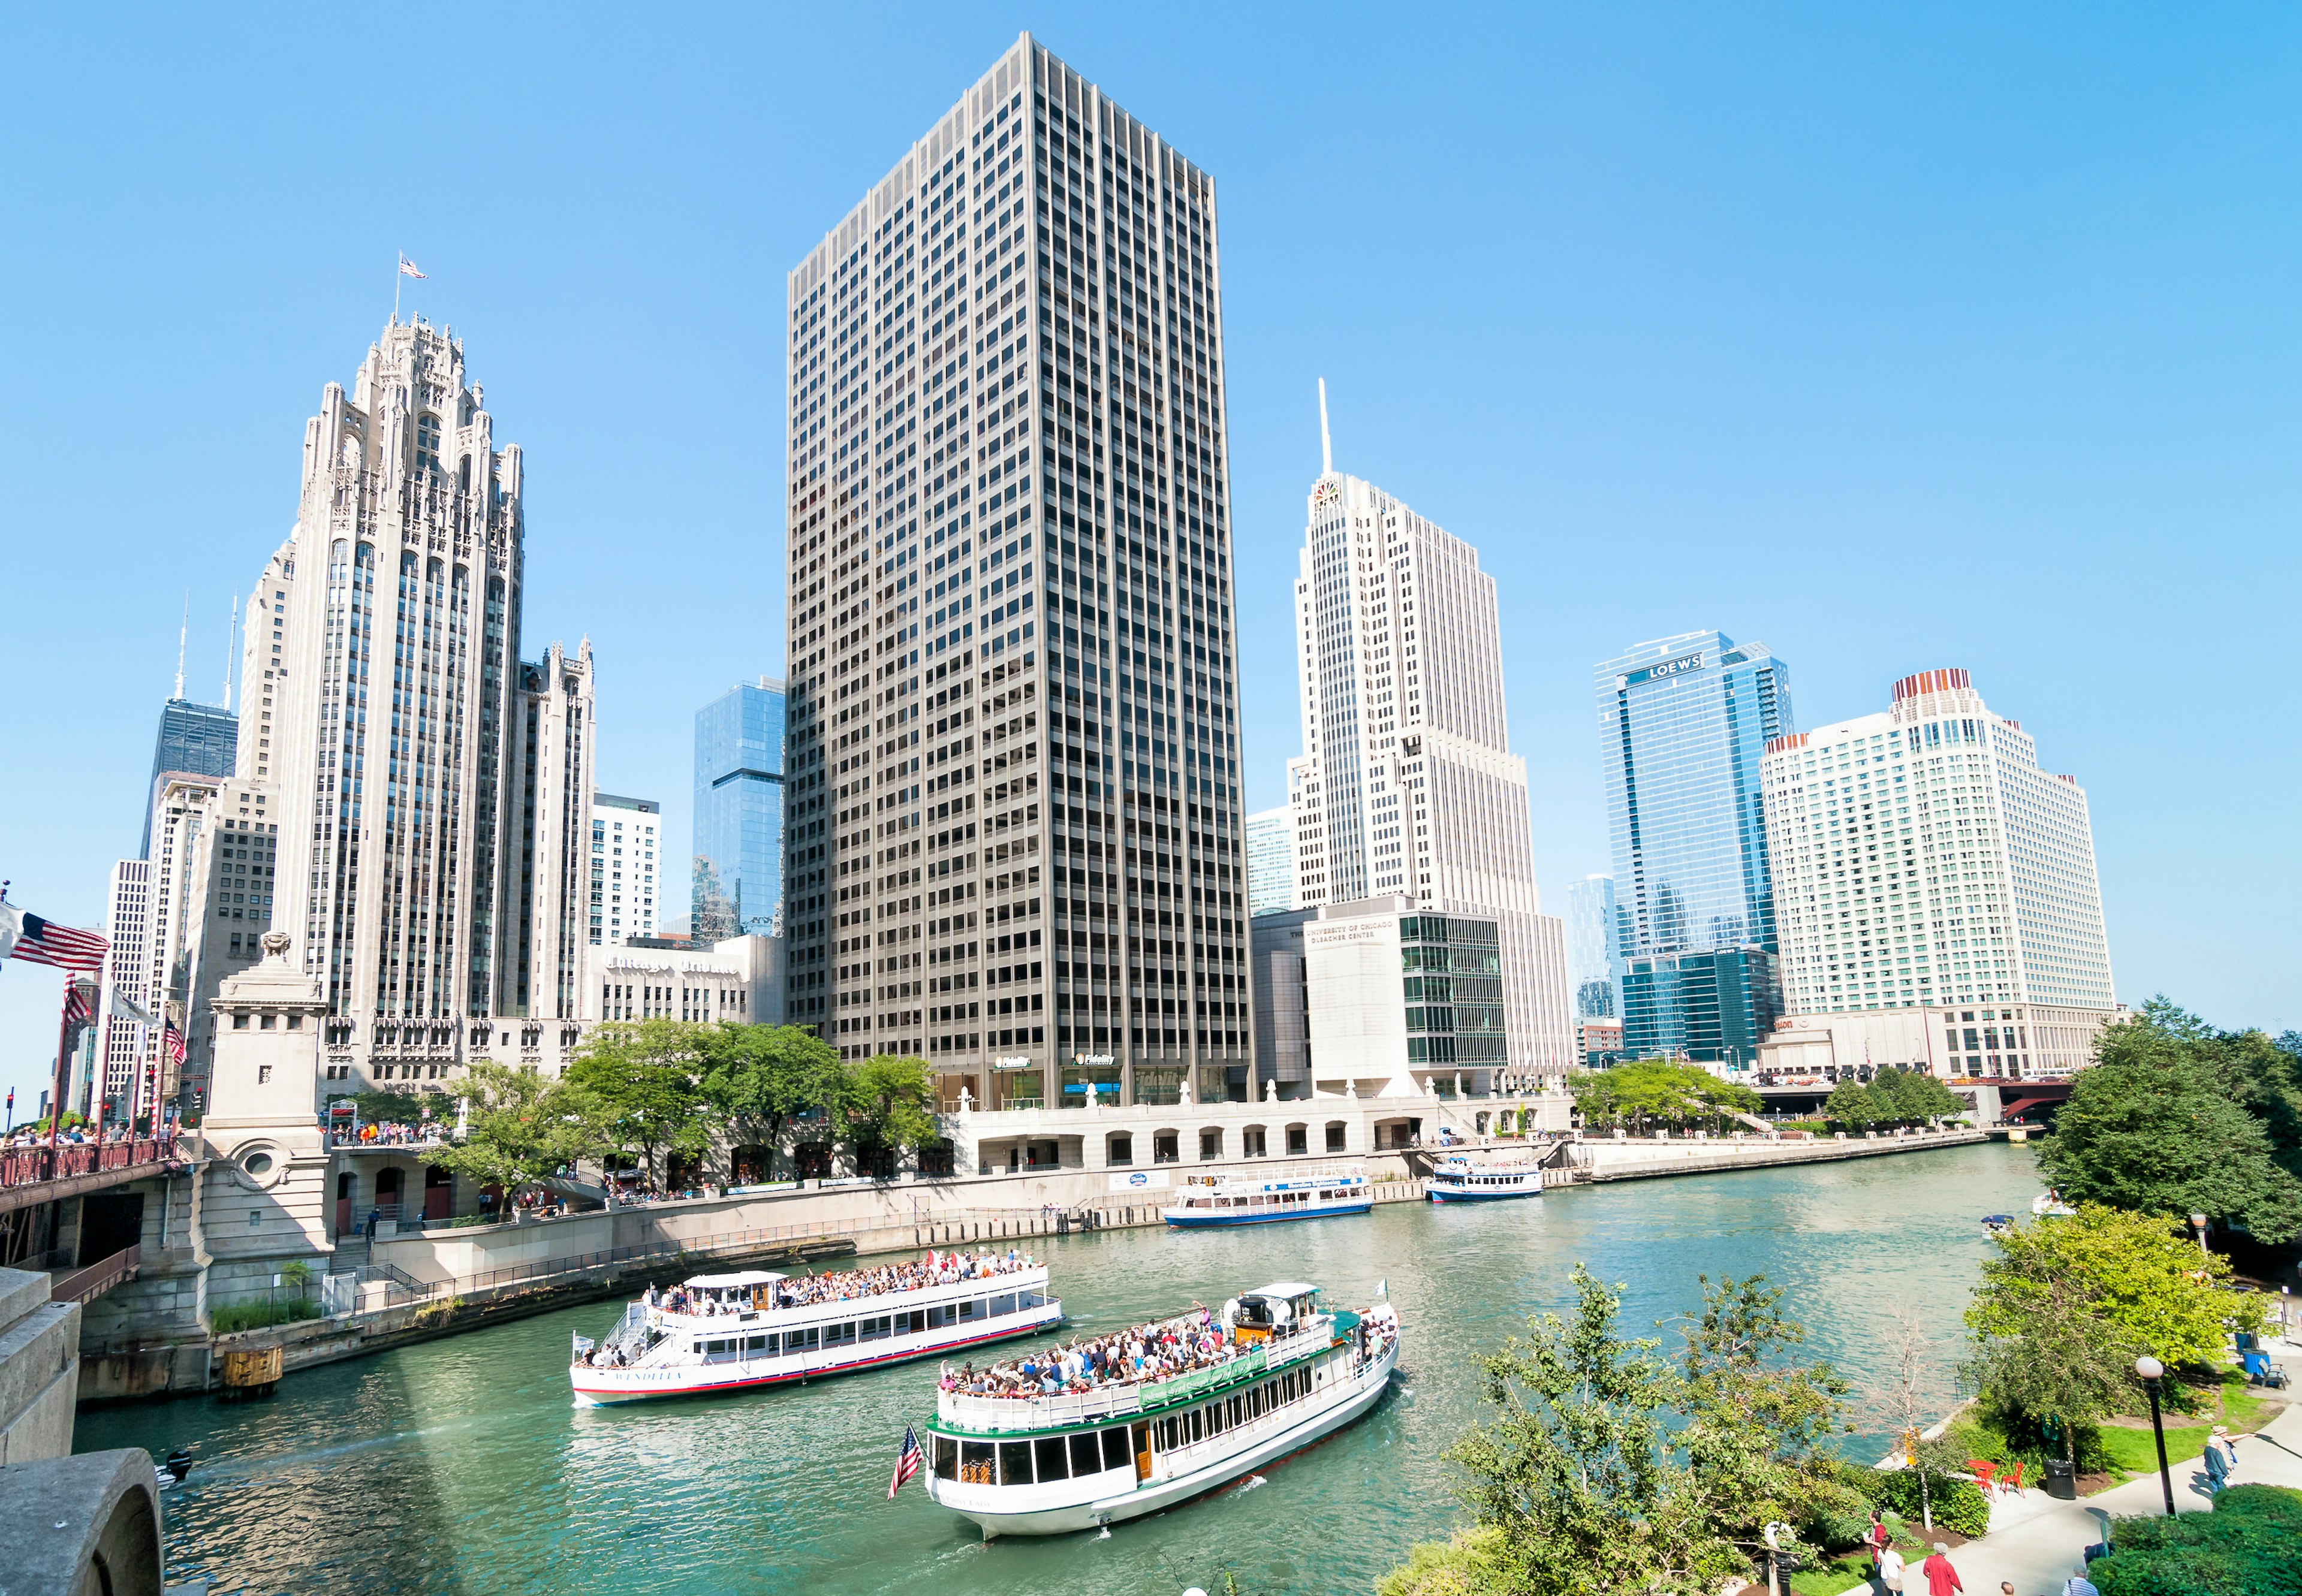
[944,1304,1248,1398]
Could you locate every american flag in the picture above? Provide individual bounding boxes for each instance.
[888,1423,923,1498]
[163,1021,187,1065]
[0,901,108,973]
[62,980,96,1030]
[398,254,427,279]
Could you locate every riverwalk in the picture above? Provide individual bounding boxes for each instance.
[1830,1335,2302,1594]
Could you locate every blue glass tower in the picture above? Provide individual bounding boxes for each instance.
[1563,874,1619,1019]
[1595,632,1792,1064]
[693,678,786,941]
[143,698,237,856]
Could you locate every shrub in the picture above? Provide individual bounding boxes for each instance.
[209,1297,320,1335]
[2091,1485,2302,1595]
[1861,1470,1991,1538]
[1800,1477,1878,1552]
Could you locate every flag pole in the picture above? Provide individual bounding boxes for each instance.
[49,986,73,1150]
[394,254,402,324]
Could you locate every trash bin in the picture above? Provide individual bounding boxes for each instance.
[2044,1458,2078,1500]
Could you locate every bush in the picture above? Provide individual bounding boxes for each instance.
[1862,1470,1991,1538]
[209,1298,320,1335]
[1800,1477,1878,1552]
[2092,1485,2302,1595]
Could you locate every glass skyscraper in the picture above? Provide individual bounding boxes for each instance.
[1595,631,1792,1063]
[693,678,786,942]
[143,698,237,856]
[1246,806,1295,916]
[1563,874,1619,1018]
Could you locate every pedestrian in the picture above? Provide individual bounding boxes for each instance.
[2202,1425,2234,1494]
[1876,1544,1906,1594]
[1920,1543,1963,1596]
[1863,1510,1893,1570]
[2059,1568,2100,1596]
[364,1205,380,1241]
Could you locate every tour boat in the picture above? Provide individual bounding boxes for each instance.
[1160,1167,1372,1227]
[922,1280,1401,1536]
[2030,1190,2077,1219]
[1425,1154,1544,1203]
[568,1251,1060,1407]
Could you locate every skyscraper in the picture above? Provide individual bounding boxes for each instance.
[693,678,786,942]
[1286,424,1575,1082]
[784,35,1254,1111]
[1596,630,1792,1064]
[1245,805,1294,916]
[590,792,662,945]
[143,698,237,856]
[257,318,598,1085]
[1761,667,2114,1069]
[1564,874,1619,1018]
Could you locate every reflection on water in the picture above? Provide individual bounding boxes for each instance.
[79,1142,2039,1595]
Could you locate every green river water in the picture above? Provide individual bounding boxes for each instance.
[78,1141,2041,1595]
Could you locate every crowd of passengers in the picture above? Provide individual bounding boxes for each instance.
[940,1304,1255,1398]
[643,1249,1038,1319]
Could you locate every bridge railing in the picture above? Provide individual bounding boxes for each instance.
[0,1136,179,1192]
[49,1244,143,1306]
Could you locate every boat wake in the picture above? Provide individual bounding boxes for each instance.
[1234,1474,1267,1494]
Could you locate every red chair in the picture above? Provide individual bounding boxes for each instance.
[1999,1461,2025,1496]
[1966,1459,1999,1492]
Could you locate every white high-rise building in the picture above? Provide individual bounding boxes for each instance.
[1285,415,1574,1081]
[783,36,1254,1111]
[255,319,599,1089]
[97,859,153,1123]
[1245,805,1294,916]
[589,792,661,945]
[1761,667,2116,1073]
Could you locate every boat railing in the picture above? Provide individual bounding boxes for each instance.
[933,1316,1333,1434]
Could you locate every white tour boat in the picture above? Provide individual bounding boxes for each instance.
[1425,1154,1544,1203]
[1160,1166,1373,1227]
[922,1280,1400,1536]
[568,1250,1060,1407]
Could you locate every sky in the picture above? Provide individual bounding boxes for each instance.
[3,4,2298,1112]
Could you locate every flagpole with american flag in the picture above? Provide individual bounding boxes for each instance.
[394,253,427,322]
[1,890,108,1147]
[888,1423,923,1498]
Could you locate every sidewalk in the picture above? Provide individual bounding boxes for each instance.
[1837,1340,2302,1595]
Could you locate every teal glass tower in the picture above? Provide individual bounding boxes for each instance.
[143,698,237,856]
[693,678,786,942]
[1596,632,1792,1064]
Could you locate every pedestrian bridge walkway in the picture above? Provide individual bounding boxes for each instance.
[0,1136,182,1217]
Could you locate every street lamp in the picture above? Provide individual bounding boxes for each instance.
[2135,1355,2176,1516]
[2190,1212,2210,1257]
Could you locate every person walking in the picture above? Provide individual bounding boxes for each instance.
[1920,1543,1963,1596]
[2059,1569,2101,1596]
[364,1205,381,1242]
[1863,1510,1893,1570]
[1875,1544,1906,1593]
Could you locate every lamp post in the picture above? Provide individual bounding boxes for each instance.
[2136,1355,2176,1516]
[2190,1212,2210,1258]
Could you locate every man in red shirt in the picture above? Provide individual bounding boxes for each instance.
[1921,1542,1964,1595]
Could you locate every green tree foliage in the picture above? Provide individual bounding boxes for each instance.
[429,1061,592,1208]
[695,1022,846,1168]
[562,1019,714,1184]
[1825,1070,1963,1130]
[1572,1060,1761,1135]
[2039,999,2302,1243]
[839,1054,939,1158]
[336,1088,433,1126]
[2091,1483,2302,1595]
[1822,1081,1883,1129]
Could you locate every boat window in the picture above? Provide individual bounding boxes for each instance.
[971,1298,990,1320]
[905,1310,929,1335]
[926,1304,950,1328]
[990,1293,1017,1317]
[1034,1435,1069,1482]
[787,1326,819,1354]
[1187,1408,1204,1443]
[1019,1289,1043,1310]
[860,1315,893,1342]
[1102,1426,1132,1470]
[960,1440,995,1483]
[746,1334,770,1353]
[824,1322,857,1348]
[997,1440,1034,1485]
[1069,1431,1103,1475]
[934,1435,960,1480]
[1229,1395,1244,1428]
[1156,1416,1179,1450]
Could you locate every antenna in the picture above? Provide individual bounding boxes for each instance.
[1318,378,1332,476]
[173,596,188,701]
[223,591,236,711]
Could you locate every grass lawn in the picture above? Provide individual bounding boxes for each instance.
[2097,1421,2211,1476]
[1785,1520,1936,1596]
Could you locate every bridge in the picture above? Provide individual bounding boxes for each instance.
[0,1136,183,1217]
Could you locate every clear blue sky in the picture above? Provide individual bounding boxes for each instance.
[4,4,2297,1111]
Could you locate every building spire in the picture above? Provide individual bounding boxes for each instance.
[223,590,236,711]
[173,595,188,701]
[1318,378,1332,476]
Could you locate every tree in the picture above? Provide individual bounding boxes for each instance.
[333,1088,434,1126]
[561,1019,716,1184]
[838,1054,939,1171]
[1823,1081,1882,1129]
[696,1022,846,1176]
[429,1061,590,1211]
[2039,998,2302,1242]
[1878,1312,1979,1529]
[1391,1265,1741,1596]
[1671,1274,1852,1551]
[1961,1282,2137,1471]
[1572,1060,1759,1135]
[1874,1067,1963,1124]
[1970,1203,2263,1370]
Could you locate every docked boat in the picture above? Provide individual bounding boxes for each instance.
[1425,1154,1544,1203]
[1161,1166,1372,1227]
[922,1280,1400,1535]
[2030,1189,2077,1219]
[568,1250,1060,1407]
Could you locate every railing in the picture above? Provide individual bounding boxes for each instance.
[49,1244,142,1306]
[0,1136,179,1192]
[329,1128,449,1150]
[935,1317,1331,1435]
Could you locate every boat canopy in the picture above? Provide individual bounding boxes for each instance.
[683,1271,787,1289]
[1248,1281,1318,1301]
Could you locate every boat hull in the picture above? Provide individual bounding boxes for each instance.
[571,1304,1063,1407]
[1161,1200,1372,1228]
[927,1337,1397,1535]
[1426,1183,1542,1203]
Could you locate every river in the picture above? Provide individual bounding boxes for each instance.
[78,1141,2040,1595]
